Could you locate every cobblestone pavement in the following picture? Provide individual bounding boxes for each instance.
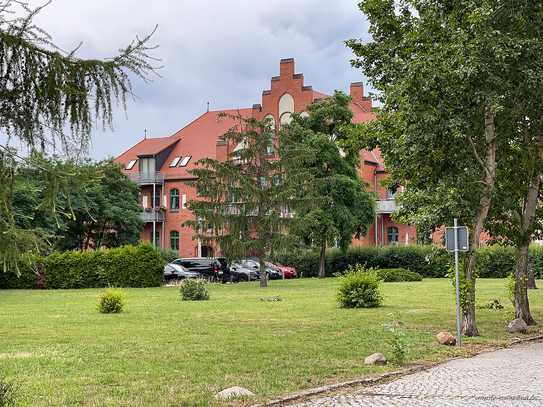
[286,342,543,406]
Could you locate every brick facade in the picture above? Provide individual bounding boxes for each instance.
[115,59,415,257]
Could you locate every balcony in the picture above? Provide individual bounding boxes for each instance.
[376,199,400,214]
[129,172,165,185]
[141,211,165,223]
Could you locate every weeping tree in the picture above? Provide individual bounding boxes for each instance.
[281,91,377,279]
[183,114,315,287]
[0,0,159,272]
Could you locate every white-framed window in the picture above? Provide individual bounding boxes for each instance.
[126,159,137,170]
[179,156,192,167]
[170,156,182,167]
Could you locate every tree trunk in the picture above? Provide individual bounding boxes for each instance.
[258,246,268,288]
[515,243,536,325]
[526,256,537,290]
[462,249,480,337]
[318,241,326,279]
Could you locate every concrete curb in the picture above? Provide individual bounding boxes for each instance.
[250,334,543,407]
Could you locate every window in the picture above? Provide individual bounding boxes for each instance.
[170,188,179,210]
[170,230,179,251]
[151,231,159,247]
[273,174,282,186]
[140,157,155,173]
[170,156,181,167]
[260,176,267,189]
[387,187,398,200]
[126,159,137,170]
[179,156,192,167]
[387,226,399,245]
[153,190,161,207]
[267,132,275,155]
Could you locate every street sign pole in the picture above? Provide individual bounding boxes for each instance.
[454,218,462,347]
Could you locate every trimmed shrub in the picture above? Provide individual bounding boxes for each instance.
[180,279,210,301]
[0,376,17,407]
[42,242,164,289]
[335,264,383,308]
[95,286,127,313]
[376,268,423,282]
[528,245,543,279]
[157,248,181,264]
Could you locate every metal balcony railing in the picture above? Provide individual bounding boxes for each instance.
[376,199,400,214]
[141,211,165,222]
[129,172,165,185]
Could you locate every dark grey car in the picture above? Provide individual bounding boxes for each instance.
[164,263,203,281]
[230,263,260,282]
[171,257,231,282]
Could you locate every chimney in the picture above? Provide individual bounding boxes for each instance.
[350,82,372,113]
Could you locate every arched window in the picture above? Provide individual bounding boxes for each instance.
[170,188,179,210]
[265,114,275,155]
[387,226,399,245]
[151,231,159,248]
[170,230,179,251]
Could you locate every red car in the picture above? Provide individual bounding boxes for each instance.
[265,261,297,278]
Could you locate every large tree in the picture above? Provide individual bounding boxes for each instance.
[1,0,158,271]
[183,114,314,287]
[282,91,376,278]
[12,154,144,252]
[346,0,543,333]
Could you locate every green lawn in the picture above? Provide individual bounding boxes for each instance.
[1,278,542,406]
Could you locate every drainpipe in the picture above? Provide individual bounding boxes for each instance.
[374,166,378,246]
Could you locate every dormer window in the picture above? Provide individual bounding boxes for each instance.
[170,156,182,167]
[126,159,137,170]
[179,156,192,167]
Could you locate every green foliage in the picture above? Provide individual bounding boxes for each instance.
[448,259,478,314]
[382,312,407,365]
[179,279,210,301]
[477,245,516,278]
[95,286,127,314]
[505,272,516,306]
[156,248,181,264]
[376,268,422,282]
[528,245,543,279]
[475,299,504,310]
[281,91,377,277]
[0,376,17,407]
[335,264,383,308]
[43,242,164,289]
[183,114,314,287]
[272,245,447,279]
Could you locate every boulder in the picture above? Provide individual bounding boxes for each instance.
[364,353,387,365]
[436,331,457,346]
[215,386,255,399]
[508,318,527,334]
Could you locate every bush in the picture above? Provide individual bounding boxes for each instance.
[180,279,210,301]
[335,264,383,308]
[157,248,181,264]
[95,286,127,313]
[376,268,423,282]
[0,377,17,407]
[477,245,516,278]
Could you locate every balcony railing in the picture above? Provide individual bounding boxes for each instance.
[141,211,165,222]
[129,172,165,185]
[376,199,400,214]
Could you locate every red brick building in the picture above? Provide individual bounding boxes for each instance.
[115,59,416,257]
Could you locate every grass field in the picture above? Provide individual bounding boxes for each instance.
[1,278,542,406]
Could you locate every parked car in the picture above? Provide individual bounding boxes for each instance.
[172,257,231,282]
[163,263,203,281]
[241,259,283,280]
[230,263,260,282]
[265,261,297,278]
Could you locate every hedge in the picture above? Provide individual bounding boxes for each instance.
[272,244,543,279]
[272,245,449,278]
[0,242,165,289]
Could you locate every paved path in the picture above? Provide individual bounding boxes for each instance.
[285,342,543,406]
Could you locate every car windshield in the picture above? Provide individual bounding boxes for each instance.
[170,264,188,272]
[275,262,284,267]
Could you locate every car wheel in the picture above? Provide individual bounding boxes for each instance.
[238,274,248,282]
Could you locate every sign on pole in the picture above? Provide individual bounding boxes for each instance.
[445,219,469,347]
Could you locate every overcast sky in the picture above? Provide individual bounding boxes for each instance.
[6,0,373,160]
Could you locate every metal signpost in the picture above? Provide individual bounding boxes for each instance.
[445,218,469,347]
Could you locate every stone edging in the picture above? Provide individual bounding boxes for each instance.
[250,334,543,407]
